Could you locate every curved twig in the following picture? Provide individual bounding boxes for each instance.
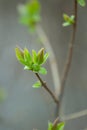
[35,73,59,105]
[61,109,87,121]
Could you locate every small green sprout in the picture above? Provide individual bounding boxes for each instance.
[62,14,75,27]
[77,0,86,7]
[15,47,49,75]
[48,121,65,130]
[32,81,41,88]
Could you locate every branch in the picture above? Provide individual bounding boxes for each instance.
[59,0,77,109]
[54,0,78,123]
[35,73,59,105]
[61,109,87,121]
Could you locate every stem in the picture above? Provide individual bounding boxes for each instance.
[59,0,77,109]
[54,0,78,125]
[35,73,59,105]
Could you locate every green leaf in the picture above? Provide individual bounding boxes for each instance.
[63,14,70,22]
[27,0,40,15]
[24,66,31,70]
[32,50,38,63]
[19,17,30,25]
[32,81,41,88]
[62,22,71,27]
[70,15,75,20]
[17,0,41,32]
[37,48,44,65]
[63,14,75,27]
[18,4,28,16]
[48,122,53,130]
[43,53,49,64]
[77,0,86,7]
[24,48,32,65]
[32,64,40,72]
[15,47,25,65]
[56,122,65,130]
[48,121,65,130]
[39,67,47,75]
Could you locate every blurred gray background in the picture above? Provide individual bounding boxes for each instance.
[0,0,87,130]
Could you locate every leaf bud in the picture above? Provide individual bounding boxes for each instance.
[37,48,44,64]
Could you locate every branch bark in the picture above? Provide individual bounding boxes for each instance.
[54,0,78,125]
[35,73,59,105]
[58,0,77,113]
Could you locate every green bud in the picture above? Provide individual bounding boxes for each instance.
[16,46,24,58]
[32,50,38,63]
[37,48,44,64]
[15,47,26,65]
[63,14,70,22]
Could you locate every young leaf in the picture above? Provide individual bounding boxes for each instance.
[77,0,86,7]
[32,64,40,72]
[24,48,32,65]
[70,15,75,20]
[56,122,65,130]
[39,67,47,75]
[17,0,41,32]
[62,22,71,27]
[32,50,38,63]
[24,66,31,70]
[32,81,41,88]
[63,14,75,27]
[18,4,28,16]
[63,14,70,22]
[15,47,25,65]
[43,53,49,64]
[37,48,44,65]
[48,121,65,130]
[48,122,53,130]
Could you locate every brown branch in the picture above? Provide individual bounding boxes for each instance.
[35,73,59,105]
[54,0,78,125]
[59,0,78,110]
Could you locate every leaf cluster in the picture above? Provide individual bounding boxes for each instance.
[15,47,49,75]
[62,14,75,27]
[18,0,41,32]
[77,0,86,7]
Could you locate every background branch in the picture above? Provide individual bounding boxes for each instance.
[36,25,61,97]
[61,109,87,121]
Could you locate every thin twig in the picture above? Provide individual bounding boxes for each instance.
[36,25,61,97]
[53,0,78,124]
[61,109,87,121]
[59,0,78,112]
[35,73,59,105]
